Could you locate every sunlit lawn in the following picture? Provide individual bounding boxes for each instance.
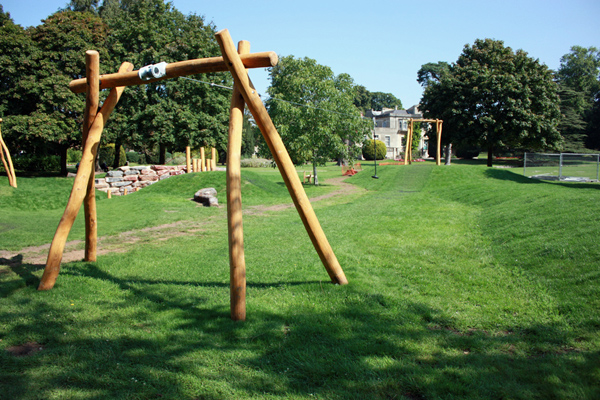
[1,161,599,399]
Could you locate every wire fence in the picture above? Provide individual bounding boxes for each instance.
[524,153,600,182]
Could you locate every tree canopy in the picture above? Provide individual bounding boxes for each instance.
[419,38,562,166]
[266,56,370,184]
[353,86,403,113]
[555,46,600,151]
[0,0,232,172]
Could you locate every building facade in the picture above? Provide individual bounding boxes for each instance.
[364,105,428,159]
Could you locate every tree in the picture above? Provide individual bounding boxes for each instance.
[266,56,370,184]
[556,46,600,151]
[370,91,403,111]
[419,38,562,166]
[0,9,109,175]
[99,0,231,166]
[417,61,450,88]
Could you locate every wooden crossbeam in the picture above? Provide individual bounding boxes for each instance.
[69,52,278,93]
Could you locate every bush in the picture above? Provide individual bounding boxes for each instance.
[67,148,82,164]
[455,146,481,159]
[126,151,141,164]
[13,155,61,172]
[98,144,127,167]
[168,152,186,165]
[362,139,387,160]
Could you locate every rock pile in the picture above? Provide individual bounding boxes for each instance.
[95,165,187,196]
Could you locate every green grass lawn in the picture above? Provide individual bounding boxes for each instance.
[1,163,599,399]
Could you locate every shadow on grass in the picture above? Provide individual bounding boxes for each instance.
[1,263,598,399]
[0,255,42,297]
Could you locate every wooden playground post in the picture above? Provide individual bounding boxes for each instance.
[186,146,191,173]
[227,40,250,321]
[39,61,133,291]
[436,120,443,166]
[216,29,348,285]
[0,118,17,188]
[211,147,217,171]
[83,50,100,262]
[200,147,206,171]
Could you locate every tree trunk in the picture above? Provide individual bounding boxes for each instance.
[313,159,318,186]
[444,143,452,165]
[487,144,494,167]
[60,145,68,176]
[113,139,122,169]
[159,143,166,165]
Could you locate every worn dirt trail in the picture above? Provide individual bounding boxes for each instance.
[0,175,362,266]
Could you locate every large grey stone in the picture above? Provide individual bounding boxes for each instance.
[106,170,123,178]
[194,188,218,207]
[106,177,123,183]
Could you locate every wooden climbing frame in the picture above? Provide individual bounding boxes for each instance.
[38,29,348,322]
[403,118,444,166]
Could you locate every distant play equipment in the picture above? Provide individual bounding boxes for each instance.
[0,118,17,188]
[38,30,348,321]
[403,118,444,165]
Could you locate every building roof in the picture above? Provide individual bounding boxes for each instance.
[364,105,422,119]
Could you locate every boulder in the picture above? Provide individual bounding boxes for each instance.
[124,169,140,176]
[194,188,219,207]
[106,177,124,183]
[106,170,123,178]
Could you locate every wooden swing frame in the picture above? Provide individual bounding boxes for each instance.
[38,30,348,321]
[0,118,17,188]
[403,118,444,166]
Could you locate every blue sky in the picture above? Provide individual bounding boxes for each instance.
[2,0,599,108]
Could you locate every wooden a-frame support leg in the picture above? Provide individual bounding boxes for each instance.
[83,50,100,262]
[0,119,17,188]
[216,29,348,286]
[38,61,134,291]
[227,40,250,321]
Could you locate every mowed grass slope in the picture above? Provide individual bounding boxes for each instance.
[0,163,598,399]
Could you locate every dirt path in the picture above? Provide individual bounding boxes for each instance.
[0,175,363,266]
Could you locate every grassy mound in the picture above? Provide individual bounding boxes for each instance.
[1,163,598,399]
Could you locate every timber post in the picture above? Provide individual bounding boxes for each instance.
[227,40,250,321]
[0,118,17,188]
[216,29,348,285]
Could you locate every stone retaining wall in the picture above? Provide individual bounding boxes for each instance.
[95,165,187,196]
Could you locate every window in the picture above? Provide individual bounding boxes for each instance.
[374,135,379,140]
[399,119,408,131]
[385,136,391,146]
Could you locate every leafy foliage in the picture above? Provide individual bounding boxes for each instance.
[353,86,403,113]
[266,56,370,184]
[555,46,600,151]
[419,39,562,166]
[362,139,386,160]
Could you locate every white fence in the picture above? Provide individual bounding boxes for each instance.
[524,153,600,182]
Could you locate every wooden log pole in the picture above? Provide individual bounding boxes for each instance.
[83,50,100,262]
[200,147,206,172]
[436,120,443,166]
[211,147,216,171]
[38,61,134,291]
[215,29,348,285]
[69,52,278,94]
[227,40,250,321]
[107,190,112,199]
[186,146,191,173]
[408,119,414,165]
[0,118,17,188]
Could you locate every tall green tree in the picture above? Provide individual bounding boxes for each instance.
[0,9,108,174]
[419,38,562,166]
[370,91,403,111]
[266,56,370,184]
[555,46,600,151]
[97,0,231,166]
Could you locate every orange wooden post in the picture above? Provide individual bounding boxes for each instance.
[211,147,217,171]
[0,118,17,188]
[107,190,112,199]
[186,146,191,173]
[39,61,133,291]
[216,29,347,285]
[227,40,250,321]
[200,147,206,172]
[436,120,443,166]
[83,50,100,262]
